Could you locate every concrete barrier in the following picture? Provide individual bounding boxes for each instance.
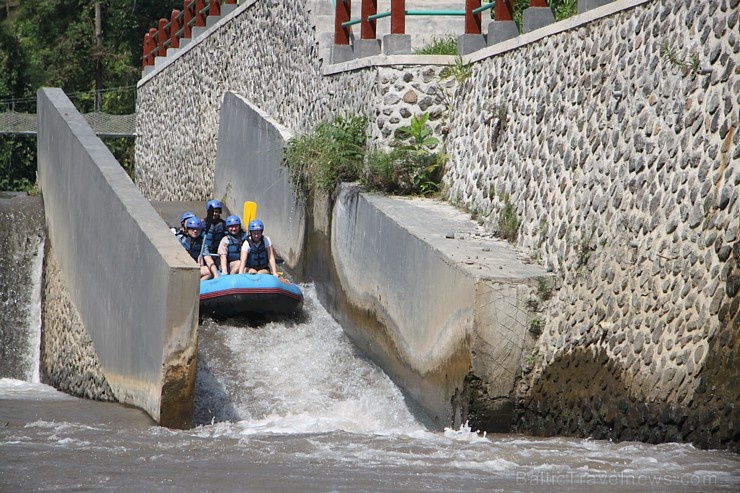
[36,88,200,428]
[214,91,305,270]
[330,185,547,428]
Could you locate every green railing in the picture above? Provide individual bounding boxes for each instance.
[334,0,499,45]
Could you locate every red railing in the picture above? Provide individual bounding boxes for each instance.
[142,0,236,70]
[335,0,524,45]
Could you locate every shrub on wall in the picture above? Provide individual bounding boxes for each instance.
[284,113,446,199]
[283,115,367,199]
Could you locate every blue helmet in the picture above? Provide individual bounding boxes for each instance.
[206,199,222,212]
[225,215,241,227]
[248,219,264,232]
[185,217,203,230]
[180,211,196,224]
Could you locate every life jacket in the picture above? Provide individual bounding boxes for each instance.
[180,234,203,261]
[246,236,269,269]
[225,231,247,262]
[205,219,225,253]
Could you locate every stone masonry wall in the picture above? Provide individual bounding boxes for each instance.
[41,242,115,401]
[443,0,738,450]
[135,0,449,201]
[135,0,738,449]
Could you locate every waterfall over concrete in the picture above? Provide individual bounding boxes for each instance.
[0,192,45,382]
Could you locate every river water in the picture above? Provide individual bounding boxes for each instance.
[1,263,738,490]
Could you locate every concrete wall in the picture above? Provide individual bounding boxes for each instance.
[134,0,738,449]
[214,92,305,269]
[331,187,546,427]
[36,88,200,428]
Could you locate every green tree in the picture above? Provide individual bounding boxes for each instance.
[0,0,180,189]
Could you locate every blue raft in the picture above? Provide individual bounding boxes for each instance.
[199,273,303,318]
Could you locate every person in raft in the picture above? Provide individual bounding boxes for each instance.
[174,211,196,240]
[179,217,215,280]
[202,199,225,254]
[218,215,248,275]
[239,219,278,276]
[202,199,225,276]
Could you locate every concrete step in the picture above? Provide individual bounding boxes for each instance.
[313,1,493,55]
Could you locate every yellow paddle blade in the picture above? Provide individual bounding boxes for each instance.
[243,201,257,224]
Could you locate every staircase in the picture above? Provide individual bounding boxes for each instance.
[142,0,485,76]
[311,0,492,62]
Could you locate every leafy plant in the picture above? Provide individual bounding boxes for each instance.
[497,192,520,241]
[283,115,367,200]
[660,40,701,73]
[439,56,473,84]
[392,113,445,195]
[529,318,543,336]
[536,276,552,301]
[363,149,397,191]
[396,113,439,153]
[551,0,578,21]
[498,0,578,30]
[414,36,457,55]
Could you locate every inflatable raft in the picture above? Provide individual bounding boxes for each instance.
[199,273,303,318]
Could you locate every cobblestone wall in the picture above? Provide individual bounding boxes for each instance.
[41,244,115,401]
[135,0,738,449]
[442,0,738,450]
[135,2,449,200]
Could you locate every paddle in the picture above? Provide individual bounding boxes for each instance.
[243,201,257,224]
[198,204,214,263]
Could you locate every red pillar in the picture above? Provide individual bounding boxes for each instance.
[390,0,405,35]
[530,0,548,6]
[183,0,193,38]
[361,0,377,40]
[170,10,181,49]
[195,0,206,27]
[142,32,152,69]
[225,0,236,3]
[146,28,157,65]
[495,0,514,21]
[465,0,482,35]
[334,0,351,45]
[210,0,220,16]
[158,18,168,56]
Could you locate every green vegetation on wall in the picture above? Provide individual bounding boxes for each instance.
[283,113,447,200]
[497,0,579,31]
[414,36,457,55]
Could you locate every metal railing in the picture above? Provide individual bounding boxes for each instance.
[142,0,237,70]
[334,0,509,45]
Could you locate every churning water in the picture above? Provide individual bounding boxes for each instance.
[0,193,44,382]
[0,228,738,491]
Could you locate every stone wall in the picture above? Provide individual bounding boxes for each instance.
[442,0,738,450]
[135,0,738,449]
[41,245,116,401]
[135,1,451,201]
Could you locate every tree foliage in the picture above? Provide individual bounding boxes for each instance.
[0,0,178,189]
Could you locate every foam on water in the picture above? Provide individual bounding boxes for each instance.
[194,283,424,435]
[0,378,74,400]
